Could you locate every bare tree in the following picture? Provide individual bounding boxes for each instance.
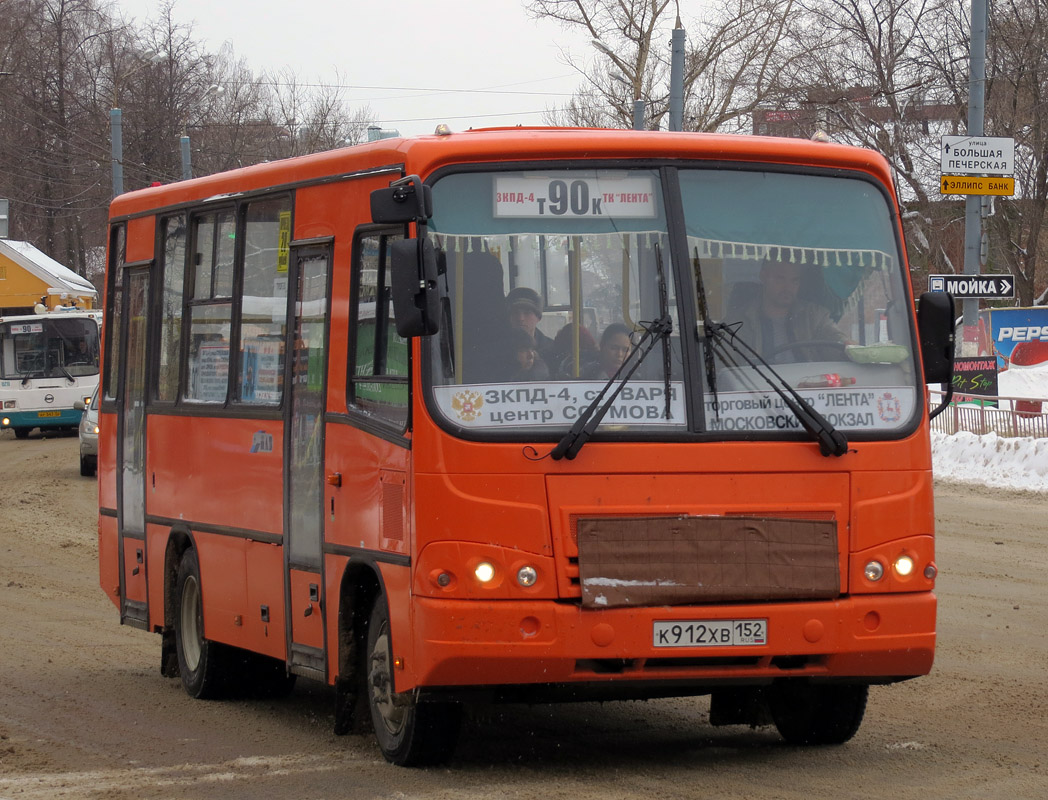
[264,68,374,158]
[0,0,119,275]
[985,0,1048,305]
[528,0,801,131]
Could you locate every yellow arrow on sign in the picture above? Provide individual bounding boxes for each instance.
[940,175,1015,196]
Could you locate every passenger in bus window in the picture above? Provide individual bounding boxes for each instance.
[508,328,550,381]
[728,260,847,363]
[506,287,555,366]
[550,322,598,378]
[582,323,633,379]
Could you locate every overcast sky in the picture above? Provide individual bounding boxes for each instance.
[115,0,595,137]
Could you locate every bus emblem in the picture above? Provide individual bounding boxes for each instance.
[451,390,484,422]
[877,392,901,423]
[44,394,54,404]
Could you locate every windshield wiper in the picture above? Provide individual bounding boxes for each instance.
[692,246,719,418]
[551,242,675,461]
[708,322,849,458]
[550,315,672,461]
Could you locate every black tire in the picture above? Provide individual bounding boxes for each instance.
[80,454,96,477]
[173,549,228,699]
[769,682,868,745]
[13,427,30,440]
[366,597,461,766]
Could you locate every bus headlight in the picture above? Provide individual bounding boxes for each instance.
[894,555,915,577]
[864,560,885,581]
[474,562,496,583]
[516,565,538,587]
[3,400,15,409]
[1,417,9,426]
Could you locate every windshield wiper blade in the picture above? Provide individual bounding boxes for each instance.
[551,315,672,461]
[708,322,848,458]
[692,245,719,418]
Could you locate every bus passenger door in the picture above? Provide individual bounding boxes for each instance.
[284,244,331,679]
[117,267,150,629]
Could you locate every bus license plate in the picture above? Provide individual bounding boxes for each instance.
[37,411,61,418]
[653,619,767,648]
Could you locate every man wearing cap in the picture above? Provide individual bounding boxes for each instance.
[506,286,556,366]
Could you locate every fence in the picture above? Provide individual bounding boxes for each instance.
[930,390,1048,439]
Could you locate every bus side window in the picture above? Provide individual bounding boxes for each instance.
[184,210,234,404]
[349,231,409,428]
[103,223,126,401]
[236,198,289,405]
[156,215,186,402]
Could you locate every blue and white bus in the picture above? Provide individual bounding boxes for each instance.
[0,309,102,438]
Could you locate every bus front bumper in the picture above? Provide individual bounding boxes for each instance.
[406,592,935,694]
[2,408,83,429]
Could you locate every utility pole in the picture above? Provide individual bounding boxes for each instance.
[181,135,192,180]
[962,0,988,356]
[668,18,685,132]
[111,108,123,197]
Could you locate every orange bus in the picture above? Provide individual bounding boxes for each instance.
[99,127,954,765]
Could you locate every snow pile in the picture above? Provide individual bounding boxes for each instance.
[932,430,1048,493]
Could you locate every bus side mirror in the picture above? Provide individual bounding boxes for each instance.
[918,291,955,420]
[390,237,440,337]
[917,291,955,383]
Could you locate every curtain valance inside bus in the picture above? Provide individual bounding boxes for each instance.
[679,169,900,308]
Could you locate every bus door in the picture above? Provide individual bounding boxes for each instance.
[117,266,150,629]
[284,243,331,679]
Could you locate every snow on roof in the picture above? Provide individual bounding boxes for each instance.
[0,239,97,298]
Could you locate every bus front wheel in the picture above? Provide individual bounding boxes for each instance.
[769,681,868,745]
[174,549,228,699]
[13,427,30,440]
[366,597,461,766]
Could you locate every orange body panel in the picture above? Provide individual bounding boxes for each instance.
[146,415,284,536]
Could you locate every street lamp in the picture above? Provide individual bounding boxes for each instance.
[593,41,646,131]
[111,50,167,197]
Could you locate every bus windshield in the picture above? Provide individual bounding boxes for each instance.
[0,316,101,380]
[424,166,920,438]
[681,168,921,435]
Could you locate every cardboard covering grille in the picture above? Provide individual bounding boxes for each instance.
[577,516,839,609]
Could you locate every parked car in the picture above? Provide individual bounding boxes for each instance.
[75,386,99,477]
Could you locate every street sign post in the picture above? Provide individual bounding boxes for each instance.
[928,274,1015,299]
[940,175,1015,196]
[940,135,1015,175]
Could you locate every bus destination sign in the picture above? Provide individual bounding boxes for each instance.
[494,175,657,218]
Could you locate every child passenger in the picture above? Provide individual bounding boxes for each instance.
[509,328,550,381]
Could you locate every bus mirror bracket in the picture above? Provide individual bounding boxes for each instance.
[917,291,955,419]
[370,175,432,224]
[373,175,440,337]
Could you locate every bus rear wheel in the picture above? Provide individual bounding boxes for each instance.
[174,548,228,699]
[366,597,461,766]
[769,681,868,745]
